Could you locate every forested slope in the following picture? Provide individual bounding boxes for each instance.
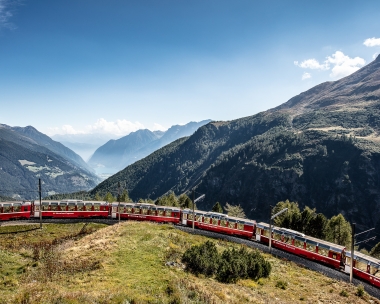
[92,55,380,229]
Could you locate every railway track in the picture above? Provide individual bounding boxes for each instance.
[2,218,380,299]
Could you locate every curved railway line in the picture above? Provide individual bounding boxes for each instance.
[1,217,380,300]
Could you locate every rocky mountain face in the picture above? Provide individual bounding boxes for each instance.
[0,125,101,199]
[87,120,211,174]
[91,55,380,232]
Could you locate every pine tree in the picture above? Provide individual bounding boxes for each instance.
[212,202,223,213]
[224,203,246,218]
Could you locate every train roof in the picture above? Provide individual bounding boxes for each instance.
[257,222,346,251]
[346,250,380,267]
[0,201,31,206]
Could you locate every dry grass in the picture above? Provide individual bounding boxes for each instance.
[1,221,379,303]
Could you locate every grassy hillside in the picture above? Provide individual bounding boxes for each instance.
[0,222,377,303]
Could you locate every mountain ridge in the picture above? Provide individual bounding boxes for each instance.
[91,57,380,233]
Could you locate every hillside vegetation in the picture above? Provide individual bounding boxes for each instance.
[91,55,380,235]
[0,221,377,303]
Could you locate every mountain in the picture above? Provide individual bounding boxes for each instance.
[0,125,101,199]
[51,133,114,161]
[91,55,380,232]
[87,120,212,175]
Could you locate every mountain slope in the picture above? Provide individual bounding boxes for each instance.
[0,125,100,199]
[10,125,95,174]
[91,56,380,229]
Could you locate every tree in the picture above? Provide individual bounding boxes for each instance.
[272,200,300,228]
[224,203,246,218]
[325,214,352,246]
[212,202,223,213]
[178,194,195,209]
[104,192,116,203]
[119,190,131,203]
[94,192,102,201]
[370,242,380,259]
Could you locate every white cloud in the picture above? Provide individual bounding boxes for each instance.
[294,51,365,79]
[49,118,145,136]
[302,72,311,80]
[84,118,144,136]
[373,53,379,59]
[326,51,365,78]
[294,59,329,70]
[0,0,17,30]
[151,123,167,132]
[364,37,380,47]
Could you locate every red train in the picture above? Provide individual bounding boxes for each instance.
[1,200,380,289]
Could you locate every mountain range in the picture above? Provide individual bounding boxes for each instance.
[87,120,211,175]
[0,124,101,199]
[91,55,380,232]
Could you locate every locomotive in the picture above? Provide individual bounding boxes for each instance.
[1,199,380,289]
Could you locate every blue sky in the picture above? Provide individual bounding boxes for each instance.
[1,0,380,137]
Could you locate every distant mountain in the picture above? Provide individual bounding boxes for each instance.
[87,120,212,174]
[51,133,114,161]
[91,55,380,235]
[0,125,101,199]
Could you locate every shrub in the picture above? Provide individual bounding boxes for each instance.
[182,241,220,276]
[356,284,365,297]
[275,280,287,290]
[182,242,271,283]
[339,290,348,297]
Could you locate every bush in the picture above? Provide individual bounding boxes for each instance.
[182,242,271,283]
[356,284,365,297]
[275,280,287,290]
[181,241,220,276]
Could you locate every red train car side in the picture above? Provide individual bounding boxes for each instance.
[111,202,181,224]
[0,201,32,221]
[33,200,109,218]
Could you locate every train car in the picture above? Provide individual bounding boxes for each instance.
[181,209,256,238]
[33,200,109,218]
[344,251,380,288]
[255,222,345,269]
[0,201,32,221]
[111,202,181,224]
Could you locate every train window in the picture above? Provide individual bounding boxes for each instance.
[133,207,141,214]
[237,223,244,230]
[42,203,49,211]
[371,267,380,277]
[94,203,100,211]
[125,206,133,213]
[228,221,235,229]
[3,204,11,213]
[50,203,59,211]
[59,204,67,211]
[273,232,281,241]
[196,215,203,222]
[13,204,21,212]
[212,218,219,226]
[262,229,269,237]
[77,203,85,211]
[0,205,2,213]
[294,239,304,248]
[283,235,292,244]
[318,248,329,257]
[85,204,93,211]
[306,243,316,253]
[356,260,367,272]
[187,214,194,220]
[203,217,211,224]
[68,203,76,211]
[220,219,227,227]
[141,207,149,215]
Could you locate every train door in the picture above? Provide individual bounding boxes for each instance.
[181,212,187,225]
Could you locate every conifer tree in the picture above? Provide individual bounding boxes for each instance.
[212,202,223,213]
